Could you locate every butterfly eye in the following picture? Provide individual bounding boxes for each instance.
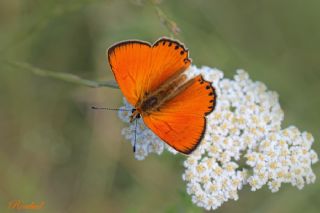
[131,108,136,113]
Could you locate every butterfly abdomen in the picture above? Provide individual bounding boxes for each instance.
[139,74,188,113]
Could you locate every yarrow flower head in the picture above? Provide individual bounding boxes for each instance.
[118,65,318,210]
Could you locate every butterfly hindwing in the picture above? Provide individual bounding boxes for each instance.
[143,75,216,154]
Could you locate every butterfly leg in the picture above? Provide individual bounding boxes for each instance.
[130,109,141,123]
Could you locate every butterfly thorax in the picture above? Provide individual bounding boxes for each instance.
[129,73,192,122]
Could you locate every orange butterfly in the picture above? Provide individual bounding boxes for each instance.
[107,38,216,154]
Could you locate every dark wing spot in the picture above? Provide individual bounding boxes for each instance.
[210,99,214,103]
[175,45,179,50]
[168,42,172,47]
[206,85,210,89]
[180,50,184,55]
[209,92,213,96]
[162,41,166,45]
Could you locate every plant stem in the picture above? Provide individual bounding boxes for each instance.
[4,60,119,89]
[149,0,180,36]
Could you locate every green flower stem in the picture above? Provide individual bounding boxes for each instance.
[4,60,119,89]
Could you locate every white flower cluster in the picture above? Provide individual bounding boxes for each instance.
[118,66,318,210]
[246,127,318,192]
[182,154,247,210]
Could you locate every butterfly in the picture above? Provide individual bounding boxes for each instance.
[107,38,216,154]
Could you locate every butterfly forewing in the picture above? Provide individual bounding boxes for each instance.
[108,41,152,105]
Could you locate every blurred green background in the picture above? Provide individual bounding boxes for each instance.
[1,0,319,212]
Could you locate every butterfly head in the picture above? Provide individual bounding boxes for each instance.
[129,108,141,123]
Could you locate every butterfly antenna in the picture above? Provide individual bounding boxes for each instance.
[92,106,137,151]
[91,106,131,111]
[133,119,138,153]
